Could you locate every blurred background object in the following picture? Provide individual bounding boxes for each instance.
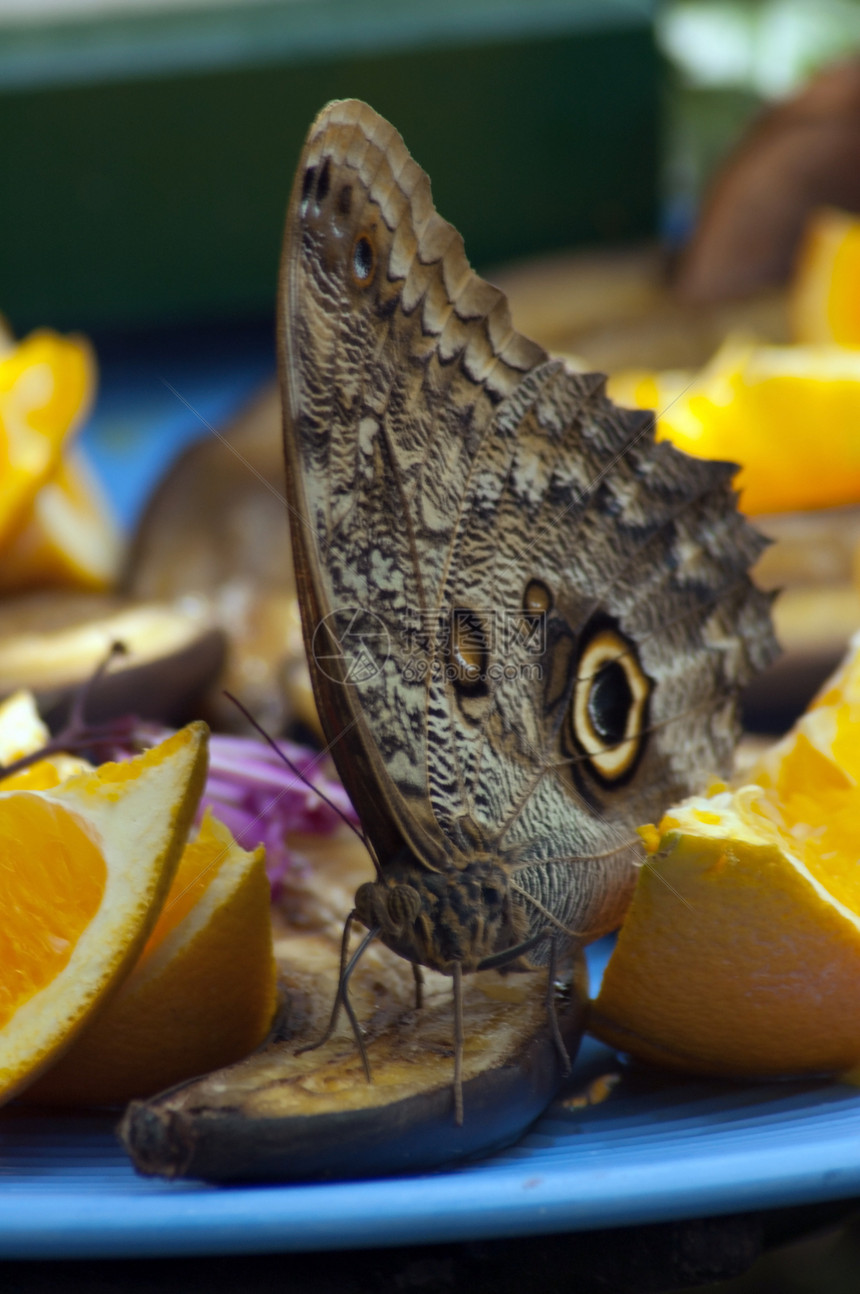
[123,383,319,738]
[0,0,664,733]
[0,0,660,330]
[675,55,860,300]
[658,0,860,258]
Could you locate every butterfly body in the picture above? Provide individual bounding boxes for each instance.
[355,853,527,976]
[279,100,778,1114]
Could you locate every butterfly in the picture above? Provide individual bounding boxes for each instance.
[278,99,778,1123]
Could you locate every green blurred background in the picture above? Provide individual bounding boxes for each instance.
[4,0,860,334]
[0,0,661,330]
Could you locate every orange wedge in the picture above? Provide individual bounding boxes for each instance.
[0,448,123,594]
[590,631,860,1077]
[608,339,860,514]
[791,207,860,347]
[0,723,207,1104]
[0,330,94,551]
[30,810,277,1105]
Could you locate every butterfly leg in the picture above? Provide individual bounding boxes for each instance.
[340,942,375,1083]
[453,961,464,1126]
[300,907,355,1045]
[546,936,571,1075]
[476,930,544,971]
[296,911,379,1082]
[412,963,424,1011]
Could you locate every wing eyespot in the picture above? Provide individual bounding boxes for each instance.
[300,165,315,213]
[449,609,489,697]
[315,157,331,205]
[351,231,377,287]
[568,620,650,785]
[523,579,552,616]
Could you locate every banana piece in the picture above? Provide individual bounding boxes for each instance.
[119,926,586,1182]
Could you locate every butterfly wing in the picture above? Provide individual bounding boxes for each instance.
[279,99,546,871]
[436,362,777,940]
[279,99,778,934]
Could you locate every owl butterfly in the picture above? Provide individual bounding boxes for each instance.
[279,100,778,1123]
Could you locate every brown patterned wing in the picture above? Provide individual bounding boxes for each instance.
[279,99,778,936]
[279,98,546,872]
[436,365,778,941]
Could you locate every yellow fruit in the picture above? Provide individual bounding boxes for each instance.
[790,207,860,346]
[0,330,95,550]
[30,810,277,1105]
[607,367,693,423]
[0,689,91,790]
[754,624,860,791]
[0,601,210,697]
[0,448,123,594]
[0,723,207,1103]
[0,689,50,765]
[608,339,860,514]
[590,631,860,1077]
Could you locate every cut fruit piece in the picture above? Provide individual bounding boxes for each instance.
[0,689,91,790]
[0,598,214,693]
[590,630,860,1077]
[118,830,586,1182]
[0,592,226,727]
[0,330,94,550]
[589,799,860,1076]
[0,723,208,1104]
[0,448,123,594]
[0,689,49,764]
[606,367,693,426]
[119,925,586,1182]
[30,810,277,1105]
[608,339,860,514]
[790,207,860,346]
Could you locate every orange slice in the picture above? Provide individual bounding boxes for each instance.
[0,330,94,551]
[589,631,860,1077]
[30,810,277,1105]
[608,339,860,513]
[790,207,860,346]
[0,722,207,1103]
[0,448,123,594]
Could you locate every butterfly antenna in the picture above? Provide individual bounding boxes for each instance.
[0,642,132,784]
[69,640,128,729]
[222,690,370,851]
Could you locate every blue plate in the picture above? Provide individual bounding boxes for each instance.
[16,333,849,1259]
[3,938,860,1260]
